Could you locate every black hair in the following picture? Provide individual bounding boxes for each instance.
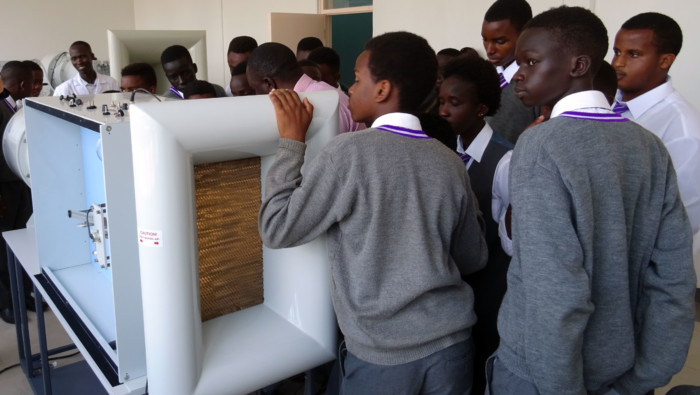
[231,60,248,77]
[1,61,32,86]
[298,59,320,68]
[70,40,92,52]
[484,0,533,32]
[593,60,617,105]
[459,47,481,58]
[161,45,193,65]
[441,56,501,117]
[121,62,157,88]
[365,31,437,114]
[307,47,340,73]
[297,37,324,52]
[437,48,460,57]
[228,36,258,54]
[419,113,457,151]
[621,12,683,56]
[183,80,216,99]
[22,60,42,72]
[247,42,300,80]
[524,6,608,75]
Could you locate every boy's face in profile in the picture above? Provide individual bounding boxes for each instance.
[512,27,571,108]
[348,50,376,125]
[481,19,519,67]
[612,29,672,101]
[229,74,255,96]
[163,57,197,92]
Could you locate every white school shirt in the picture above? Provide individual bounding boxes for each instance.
[614,77,700,234]
[496,61,519,85]
[457,122,513,256]
[53,72,120,96]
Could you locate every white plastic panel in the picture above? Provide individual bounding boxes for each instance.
[129,91,339,395]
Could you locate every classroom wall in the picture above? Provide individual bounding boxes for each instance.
[133,0,317,88]
[0,0,134,65]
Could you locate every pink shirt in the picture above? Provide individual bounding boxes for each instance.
[294,74,365,133]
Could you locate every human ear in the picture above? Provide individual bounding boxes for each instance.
[374,80,393,103]
[477,104,489,118]
[262,77,277,93]
[192,63,198,74]
[659,53,676,71]
[570,55,591,78]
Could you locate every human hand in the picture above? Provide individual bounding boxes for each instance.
[269,89,314,142]
[525,115,546,130]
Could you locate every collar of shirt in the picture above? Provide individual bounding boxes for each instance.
[614,76,673,119]
[498,61,519,84]
[294,73,335,92]
[456,122,493,165]
[74,72,98,88]
[551,90,612,118]
[371,112,422,131]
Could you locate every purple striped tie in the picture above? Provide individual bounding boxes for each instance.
[499,73,508,89]
[612,102,629,115]
[459,152,472,165]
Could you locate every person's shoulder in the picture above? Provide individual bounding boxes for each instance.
[212,83,227,97]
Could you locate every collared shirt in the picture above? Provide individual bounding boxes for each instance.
[614,77,700,234]
[370,112,421,131]
[294,73,365,133]
[496,61,519,85]
[3,92,18,113]
[53,72,120,97]
[457,122,513,255]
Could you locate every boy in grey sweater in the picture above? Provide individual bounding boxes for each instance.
[260,32,487,394]
[488,6,696,395]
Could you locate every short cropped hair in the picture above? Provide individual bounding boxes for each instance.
[231,60,248,77]
[297,37,323,52]
[228,36,258,54]
[121,62,157,88]
[1,61,32,84]
[183,80,216,99]
[524,6,608,75]
[593,60,617,105]
[621,12,683,56]
[307,47,341,73]
[484,0,533,33]
[437,48,460,57]
[22,60,42,72]
[365,31,437,114]
[441,56,501,117]
[161,45,192,65]
[247,42,299,79]
[70,40,92,52]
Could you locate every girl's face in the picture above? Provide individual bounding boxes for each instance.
[438,76,485,137]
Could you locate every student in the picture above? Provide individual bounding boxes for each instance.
[260,31,487,394]
[420,48,460,116]
[307,46,348,94]
[247,42,364,133]
[226,36,258,96]
[481,0,538,144]
[183,80,216,100]
[611,12,700,235]
[120,62,158,94]
[160,45,226,99]
[228,61,255,97]
[298,59,323,82]
[296,36,323,61]
[22,61,44,97]
[53,41,119,96]
[438,55,512,395]
[490,6,695,394]
[0,61,34,324]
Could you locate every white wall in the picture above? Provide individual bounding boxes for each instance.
[0,0,134,64]
[133,0,317,87]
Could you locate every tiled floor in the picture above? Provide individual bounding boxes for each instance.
[0,303,699,394]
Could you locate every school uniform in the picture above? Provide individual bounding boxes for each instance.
[458,122,513,395]
[613,76,700,234]
[53,72,119,96]
[492,90,695,394]
[486,61,539,145]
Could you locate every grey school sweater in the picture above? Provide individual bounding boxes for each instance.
[497,116,696,394]
[259,128,488,365]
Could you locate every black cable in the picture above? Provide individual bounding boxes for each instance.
[0,362,20,375]
[130,88,161,102]
[0,350,81,376]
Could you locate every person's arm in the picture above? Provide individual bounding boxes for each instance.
[450,173,488,275]
[663,130,700,234]
[511,153,590,395]
[492,151,512,255]
[613,160,696,393]
[258,89,351,248]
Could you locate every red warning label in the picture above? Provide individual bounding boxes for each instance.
[138,229,162,247]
